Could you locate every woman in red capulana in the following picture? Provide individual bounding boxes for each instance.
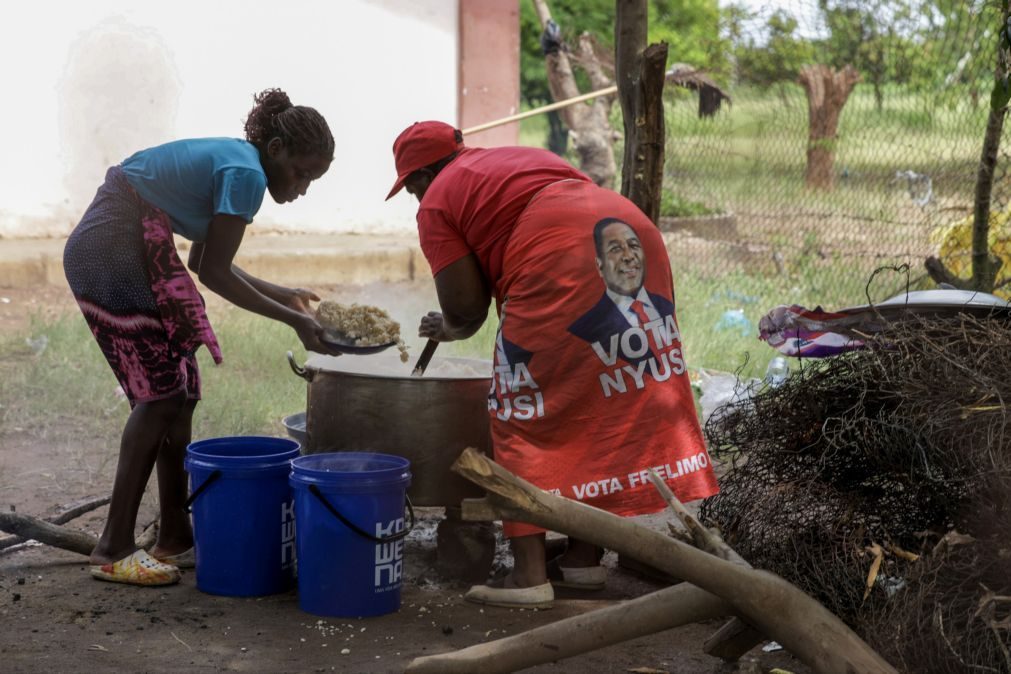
[387,121,720,609]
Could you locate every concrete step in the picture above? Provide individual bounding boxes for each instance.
[0,232,431,289]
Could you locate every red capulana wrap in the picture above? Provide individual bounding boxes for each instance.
[488,180,719,537]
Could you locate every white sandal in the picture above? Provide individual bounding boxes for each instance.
[464,580,554,609]
[547,559,607,590]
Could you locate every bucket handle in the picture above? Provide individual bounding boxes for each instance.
[308,484,416,543]
[183,469,222,513]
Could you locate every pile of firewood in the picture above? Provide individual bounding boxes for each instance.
[701,312,1011,673]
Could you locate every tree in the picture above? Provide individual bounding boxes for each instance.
[817,0,918,111]
[649,0,729,78]
[531,0,619,186]
[798,64,861,190]
[616,0,668,222]
[720,2,754,85]
[520,0,729,149]
[520,0,614,153]
[910,0,999,107]
[734,10,815,86]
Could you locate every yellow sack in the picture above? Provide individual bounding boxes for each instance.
[930,209,1011,299]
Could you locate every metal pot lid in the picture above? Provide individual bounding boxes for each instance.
[840,289,1011,315]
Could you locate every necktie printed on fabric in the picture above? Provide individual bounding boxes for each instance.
[630,299,651,328]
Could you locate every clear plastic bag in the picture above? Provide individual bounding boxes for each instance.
[698,368,759,425]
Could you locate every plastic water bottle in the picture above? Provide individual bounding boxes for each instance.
[765,356,789,388]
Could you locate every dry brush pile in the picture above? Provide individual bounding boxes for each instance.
[699,311,1011,673]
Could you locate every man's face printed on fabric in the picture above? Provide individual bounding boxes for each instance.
[596,221,645,297]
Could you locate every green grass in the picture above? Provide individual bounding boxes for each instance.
[664,84,984,213]
[0,305,502,447]
[0,262,860,442]
[1,313,127,441]
[674,265,881,380]
[522,83,985,210]
[660,191,718,218]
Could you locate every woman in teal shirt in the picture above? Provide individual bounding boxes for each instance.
[63,88,335,586]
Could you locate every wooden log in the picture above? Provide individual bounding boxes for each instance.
[703,617,766,662]
[648,470,764,660]
[406,465,759,673]
[451,447,896,674]
[0,496,110,552]
[0,509,157,557]
[647,470,742,563]
[406,581,729,674]
[0,511,97,556]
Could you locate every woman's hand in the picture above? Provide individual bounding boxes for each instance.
[418,311,454,342]
[294,314,343,356]
[286,287,321,316]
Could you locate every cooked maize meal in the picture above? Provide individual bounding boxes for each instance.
[315,300,409,362]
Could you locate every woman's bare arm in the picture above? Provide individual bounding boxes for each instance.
[419,253,491,342]
[190,214,330,352]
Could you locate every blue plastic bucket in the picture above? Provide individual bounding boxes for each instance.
[184,436,300,597]
[289,452,413,617]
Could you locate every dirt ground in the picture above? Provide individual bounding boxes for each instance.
[0,284,808,674]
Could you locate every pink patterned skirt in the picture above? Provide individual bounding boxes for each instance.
[63,166,221,407]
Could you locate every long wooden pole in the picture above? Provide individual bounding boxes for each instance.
[406,582,729,674]
[461,85,618,136]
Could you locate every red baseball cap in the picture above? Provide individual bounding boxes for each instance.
[386,121,463,200]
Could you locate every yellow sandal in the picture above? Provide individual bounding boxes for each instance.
[90,549,181,586]
[152,547,195,569]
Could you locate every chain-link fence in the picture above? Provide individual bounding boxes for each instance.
[641,0,1011,373]
[655,1,1002,293]
[518,1,1008,374]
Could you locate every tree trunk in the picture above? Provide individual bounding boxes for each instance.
[971,108,1005,291]
[798,64,861,190]
[448,447,897,674]
[616,0,667,223]
[532,0,617,188]
[546,110,568,155]
[924,2,1009,290]
[971,0,1011,291]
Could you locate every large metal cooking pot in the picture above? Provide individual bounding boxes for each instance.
[287,351,492,507]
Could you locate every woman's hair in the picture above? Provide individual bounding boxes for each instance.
[243,88,334,160]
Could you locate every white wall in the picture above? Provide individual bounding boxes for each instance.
[0,0,458,238]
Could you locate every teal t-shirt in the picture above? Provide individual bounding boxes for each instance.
[120,138,267,242]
